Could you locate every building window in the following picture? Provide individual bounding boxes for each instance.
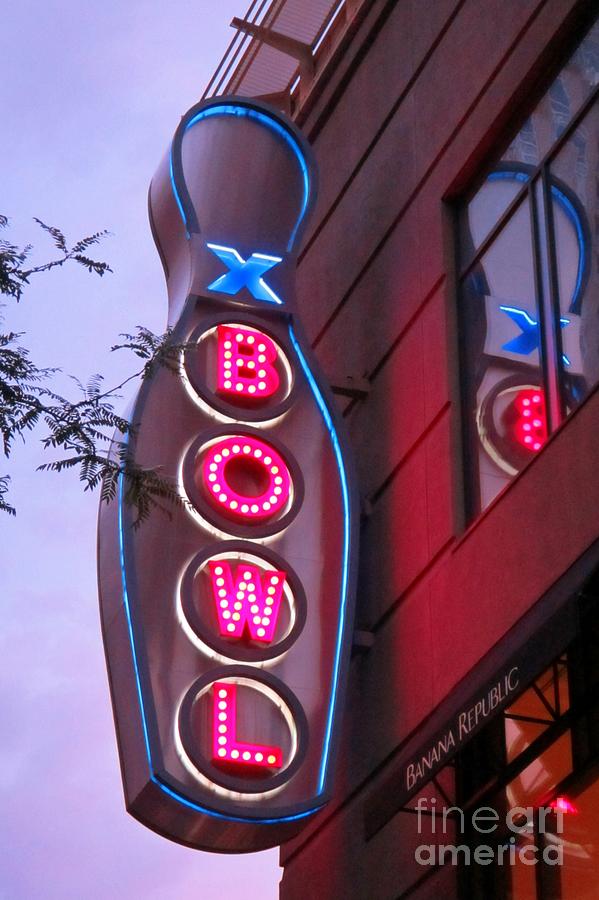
[456,582,599,900]
[458,17,599,517]
[360,570,599,899]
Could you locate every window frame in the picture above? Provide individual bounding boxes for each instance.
[456,642,599,900]
[456,41,599,522]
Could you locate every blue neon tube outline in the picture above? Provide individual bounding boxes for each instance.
[117,446,322,825]
[169,153,189,239]
[170,104,311,252]
[288,325,351,795]
[487,170,586,313]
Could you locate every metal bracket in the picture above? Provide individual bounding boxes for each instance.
[252,90,293,116]
[330,375,370,400]
[360,496,374,520]
[352,629,375,655]
[231,17,315,88]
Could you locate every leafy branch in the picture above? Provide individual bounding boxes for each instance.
[0,215,190,525]
[0,474,15,516]
[0,215,112,301]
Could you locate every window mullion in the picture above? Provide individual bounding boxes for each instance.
[541,165,568,423]
[530,175,564,433]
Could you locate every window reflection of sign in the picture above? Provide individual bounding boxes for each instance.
[476,376,549,475]
[468,166,589,499]
[483,297,582,374]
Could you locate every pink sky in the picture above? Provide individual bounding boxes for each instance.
[1,2,281,896]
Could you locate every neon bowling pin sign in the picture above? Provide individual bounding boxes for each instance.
[98,97,359,852]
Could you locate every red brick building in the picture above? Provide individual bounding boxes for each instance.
[204,1,599,896]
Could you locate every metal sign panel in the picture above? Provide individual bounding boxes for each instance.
[97,98,359,852]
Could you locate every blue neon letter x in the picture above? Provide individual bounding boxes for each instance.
[206,243,283,305]
[500,305,571,366]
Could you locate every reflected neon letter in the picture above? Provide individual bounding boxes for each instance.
[213,682,282,769]
[513,388,547,453]
[217,325,280,399]
[208,560,286,642]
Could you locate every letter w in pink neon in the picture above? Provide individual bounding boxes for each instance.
[208,560,286,643]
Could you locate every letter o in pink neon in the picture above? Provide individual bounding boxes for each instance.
[202,436,292,523]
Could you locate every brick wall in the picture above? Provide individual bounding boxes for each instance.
[280,1,597,896]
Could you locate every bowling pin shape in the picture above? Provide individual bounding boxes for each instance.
[98,97,359,852]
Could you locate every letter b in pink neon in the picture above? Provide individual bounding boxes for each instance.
[217,325,280,399]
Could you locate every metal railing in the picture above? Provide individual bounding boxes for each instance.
[202,0,360,111]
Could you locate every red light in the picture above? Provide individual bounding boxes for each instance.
[208,560,286,643]
[217,325,280,400]
[202,435,292,521]
[512,388,547,453]
[212,682,282,769]
[550,796,578,815]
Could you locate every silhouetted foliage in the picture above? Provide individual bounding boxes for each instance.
[0,215,187,525]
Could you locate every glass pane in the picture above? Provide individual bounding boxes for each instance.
[560,775,599,898]
[507,661,569,720]
[505,718,548,766]
[506,731,573,809]
[461,198,545,514]
[459,168,529,267]
[504,17,599,168]
[504,662,569,764]
[480,788,536,899]
[549,96,599,411]
[460,19,599,261]
[509,832,539,899]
